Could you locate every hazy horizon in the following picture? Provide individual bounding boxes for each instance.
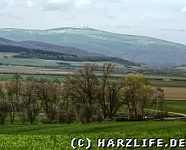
[0,0,186,44]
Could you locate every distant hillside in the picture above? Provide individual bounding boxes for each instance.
[1,27,186,66]
[0,38,135,66]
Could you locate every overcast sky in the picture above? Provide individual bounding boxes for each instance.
[0,0,186,44]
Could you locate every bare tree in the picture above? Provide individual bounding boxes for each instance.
[98,63,113,118]
[154,87,166,119]
[22,77,40,124]
[37,79,61,123]
[63,63,98,123]
[5,74,22,124]
[98,63,123,119]
[107,81,123,119]
[0,83,9,124]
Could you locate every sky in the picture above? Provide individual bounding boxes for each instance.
[0,0,186,44]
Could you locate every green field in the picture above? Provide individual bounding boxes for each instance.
[0,99,186,149]
[0,121,185,149]
[1,73,186,87]
[0,98,185,149]
[0,57,61,67]
[150,79,186,87]
[0,74,65,82]
[0,55,125,68]
[166,100,186,114]
[0,74,13,81]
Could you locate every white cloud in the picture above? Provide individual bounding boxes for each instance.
[26,0,34,8]
[75,0,91,9]
[39,0,93,11]
[0,0,14,7]
[182,7,186,13]
[47,0,70,4]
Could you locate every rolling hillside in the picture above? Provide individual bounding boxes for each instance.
[0,38,135,66]
[1,27,186,66]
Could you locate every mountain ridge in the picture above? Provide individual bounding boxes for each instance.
[1,27,186,66]
[1,27,186,46]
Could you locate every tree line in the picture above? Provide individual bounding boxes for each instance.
[0,63,166,124]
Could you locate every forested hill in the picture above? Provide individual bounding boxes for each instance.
[0,37,136,66]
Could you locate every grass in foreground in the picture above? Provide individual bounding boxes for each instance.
[0,121,185,149]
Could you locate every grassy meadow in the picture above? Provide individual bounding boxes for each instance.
[0,74,65,82]
[0,121,185,149]
[165,100,186,114]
